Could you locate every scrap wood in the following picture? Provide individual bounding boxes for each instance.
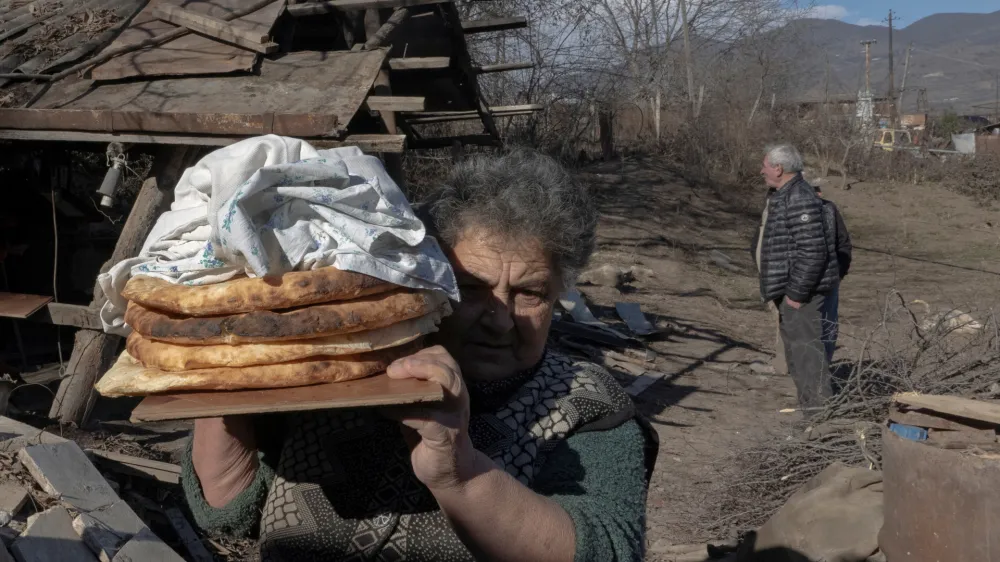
[893,393,1000,426]
[151,3,278,54]
[86,449,181,485]
[164,507,213,562]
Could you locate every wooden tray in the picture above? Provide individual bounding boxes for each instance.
[130,374,444,422]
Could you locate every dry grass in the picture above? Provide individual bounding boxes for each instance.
[705,290,1000,537]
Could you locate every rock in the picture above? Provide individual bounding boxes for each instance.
[0,483,28,527]
[748,361,776,375]
[11,507,98,562]
[578,264,625,287]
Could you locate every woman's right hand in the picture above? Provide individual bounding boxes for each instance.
[192,416,259,508]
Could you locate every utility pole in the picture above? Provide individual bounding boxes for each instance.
[887,10,895,100]
[679,0,696,118]
[995,72,999,122]
[897,42,913,119]
[861,40,877,94]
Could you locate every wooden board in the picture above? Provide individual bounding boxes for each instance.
[0,130,406,151]
[90,0,286,81]
[130,373,444,421]
[461,16,527,33]
[152,4,278,54]
[33,49,388,138]
[0,292,51,318]
[894,393,1000,426]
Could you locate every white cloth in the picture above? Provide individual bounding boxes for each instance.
[99,135,458,335]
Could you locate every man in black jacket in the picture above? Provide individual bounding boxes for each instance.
[754,144,839,409]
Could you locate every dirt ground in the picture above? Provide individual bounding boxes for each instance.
[572,156,1000,557]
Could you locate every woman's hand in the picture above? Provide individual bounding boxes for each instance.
[192,416,259,508]
[382,346,480,492]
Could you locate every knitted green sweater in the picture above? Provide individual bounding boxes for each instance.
[181,419,648,561]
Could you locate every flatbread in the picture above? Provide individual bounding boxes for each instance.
[95,342,421,397]
[122,268,394,317]
[127,306,449,371]
[126,289,449,345]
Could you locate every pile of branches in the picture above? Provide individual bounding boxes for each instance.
[706,291,1000,537]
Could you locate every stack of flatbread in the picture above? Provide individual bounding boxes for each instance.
[95,267,450,397]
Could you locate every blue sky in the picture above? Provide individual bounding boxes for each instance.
[802,1,996,27]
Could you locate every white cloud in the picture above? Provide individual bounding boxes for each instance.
[804,5,850,19]
[856,17,882,26]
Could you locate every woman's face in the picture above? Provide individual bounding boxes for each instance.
[435,230,560,382]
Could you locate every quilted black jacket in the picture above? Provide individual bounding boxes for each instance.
[758,175,839,302]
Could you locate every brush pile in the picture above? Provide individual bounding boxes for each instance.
[707,290,1000,537]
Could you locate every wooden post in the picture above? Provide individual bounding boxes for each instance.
[49,146,198,426]
[653,88,661,141]
[364,8,406,189]
[451,140,464,163]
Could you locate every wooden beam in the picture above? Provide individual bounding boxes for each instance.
[86,449,181,486]
[408,134,499,150]
[366,95,425,112]
[0,130,407,152]
[388,56,450,71]
[362,8,406,187]
[287,0,446,17]
[406,110,538,124]
[361,5,410,50]
[461,16,527,34]
[152,4,278,54]
[474,61,534,74]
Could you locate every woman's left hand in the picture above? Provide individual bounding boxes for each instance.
[382,345,478,491]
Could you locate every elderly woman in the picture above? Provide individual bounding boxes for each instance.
[182,150,655,561]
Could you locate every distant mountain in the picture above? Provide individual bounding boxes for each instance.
[781,10,1000,114]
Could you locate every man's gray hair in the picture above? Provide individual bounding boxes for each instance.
[419,149,597,288]
[765,143,804,173]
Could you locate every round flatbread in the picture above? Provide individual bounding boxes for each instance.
[122,268,394,317]
[125,289,449,345]
[127,306,449,371]
[95,342,420,397]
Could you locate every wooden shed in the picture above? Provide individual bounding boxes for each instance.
[0,0,539,425]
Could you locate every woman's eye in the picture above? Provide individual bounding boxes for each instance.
[515,291,546,306]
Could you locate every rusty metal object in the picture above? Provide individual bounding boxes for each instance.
[880,429,1000,560]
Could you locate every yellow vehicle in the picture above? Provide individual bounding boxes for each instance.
[874,129,915,151]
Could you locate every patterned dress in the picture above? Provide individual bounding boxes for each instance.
[255,350,636,561]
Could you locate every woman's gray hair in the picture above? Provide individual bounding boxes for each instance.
[419,149,597,288]
[765,143,804,173]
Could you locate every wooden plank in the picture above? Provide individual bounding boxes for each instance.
[408,134,499,150]
[163,508,213,562]
[366,95,425,112]
[615,302,659,336]
[287,0,446,16]
[0,416,66,453]
[131,373,444,421]
[112,527,184,562]
[926,428,998,449]
[89,0,285,82]
[11,507,98,562]
[889,408,995,431]
[0,130,407,152]
[440,3,500,141]
[152,4,278,54]
[389,56,450,70]
[38,49,387,139]
[893,393,1000,426]
[87,449,181,486]
[27,302,103,330]
[0,292,52,318]
[474,61,534,74]
[461,16,527,34]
